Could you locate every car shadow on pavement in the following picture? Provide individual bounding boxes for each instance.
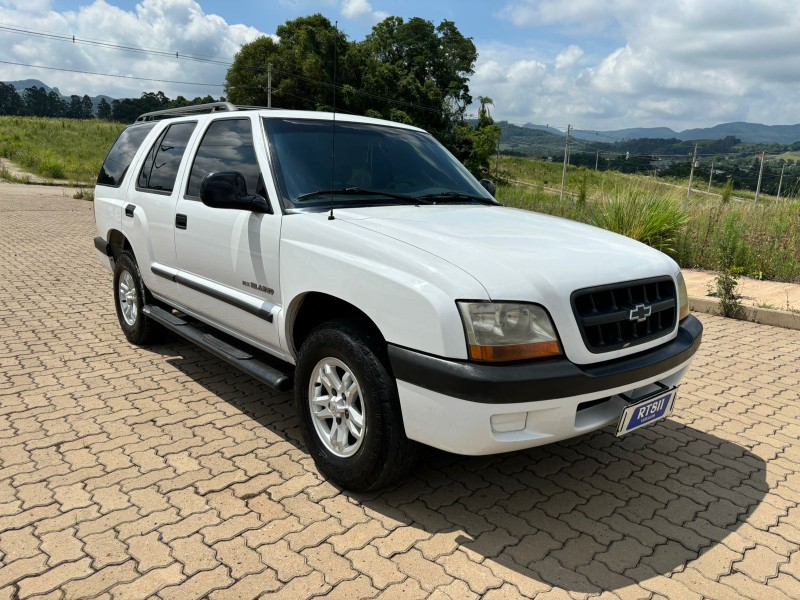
[156,341,767,594]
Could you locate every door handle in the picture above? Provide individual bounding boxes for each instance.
[124,204,135,218]
[175,214,188,230]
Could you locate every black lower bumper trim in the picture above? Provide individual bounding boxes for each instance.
[388,314,703,404]
[93,236,111,256]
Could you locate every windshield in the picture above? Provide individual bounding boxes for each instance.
[264,118,494,208]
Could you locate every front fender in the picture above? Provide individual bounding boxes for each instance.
[280,215,489,359]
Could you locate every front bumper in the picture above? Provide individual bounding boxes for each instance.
[390,315,702,455]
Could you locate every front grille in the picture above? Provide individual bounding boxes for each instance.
[571,277,677,353]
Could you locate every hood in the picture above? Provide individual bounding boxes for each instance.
[336,204,678,302]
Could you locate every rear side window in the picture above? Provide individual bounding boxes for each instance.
[138,121,196,193]
[186,118,264,198]
[97,123,155,187]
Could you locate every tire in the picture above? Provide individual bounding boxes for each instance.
[295,320,420,491]
[113,250,164,346]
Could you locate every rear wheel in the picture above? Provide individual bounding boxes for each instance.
[113,250,164,346]
[295,321,420,491]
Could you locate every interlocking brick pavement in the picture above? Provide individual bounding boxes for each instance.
[2,181,800,598]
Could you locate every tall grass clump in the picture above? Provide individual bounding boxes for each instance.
[721,178,733,204]
[589,186,688,257]
[713,214,745,317]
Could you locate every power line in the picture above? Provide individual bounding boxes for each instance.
[0,24,233,65]
[0,60,223,87]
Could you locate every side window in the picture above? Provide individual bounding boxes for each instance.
[186,118,265,198]
[97,123,155,187]
[137,121,196,193]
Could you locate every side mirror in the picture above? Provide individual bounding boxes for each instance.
[200,171,271,214]
[479,178,497,197]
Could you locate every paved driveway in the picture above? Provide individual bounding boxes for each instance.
[2,183,800,599]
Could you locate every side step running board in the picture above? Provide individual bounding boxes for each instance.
[143,305,293,392]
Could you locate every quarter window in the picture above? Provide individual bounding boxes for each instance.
[97,123,155,187]
[186,118,265,198]
[138,121,196,193]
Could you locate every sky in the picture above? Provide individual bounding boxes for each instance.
[1,0,799,131]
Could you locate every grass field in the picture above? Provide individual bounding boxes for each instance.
[0,116,124,183]
[497,157,800,283]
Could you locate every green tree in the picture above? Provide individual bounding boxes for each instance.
[96,98,112,120]
[461,96,500,178]
[81,94,94,118]
[23,86,49,116]
[47,90,66,117]
[0,83,22,115]
[67,95,83,119]
[359,17,476,136]
[226,15,349,111]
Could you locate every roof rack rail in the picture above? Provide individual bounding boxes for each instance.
[134,102,270,123]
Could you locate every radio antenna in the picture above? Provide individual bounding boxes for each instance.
[328,20,338,221]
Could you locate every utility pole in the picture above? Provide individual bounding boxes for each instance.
[267,63,272,108]
[777,163,785,200]
[707,161,714,193]
[595,149,599,171]
[560,125,572,201]
[687,143,698,199]
[754,151,765,202]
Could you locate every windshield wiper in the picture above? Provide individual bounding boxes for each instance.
[418,191,498,205]
[296,188,429,204]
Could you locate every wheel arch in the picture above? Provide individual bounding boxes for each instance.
[106,229,133,261]
[287,292,386,360]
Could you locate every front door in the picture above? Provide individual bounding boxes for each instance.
[173,116,283,357]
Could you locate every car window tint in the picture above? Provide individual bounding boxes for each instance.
[264,118,489,207]
[138,121,196,193]
[97,123,155,187]
[187,118,263,198]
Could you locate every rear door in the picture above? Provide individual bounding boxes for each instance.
[173,115,284,357]
[124,119,198,301]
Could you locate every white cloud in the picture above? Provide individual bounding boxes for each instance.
[496,0,628,30]
[341,0,387,23]
[555,45,583,71]
[0,0,266,100]
[481,0,800,129]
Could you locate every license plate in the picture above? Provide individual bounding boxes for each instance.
[616,387,677,436]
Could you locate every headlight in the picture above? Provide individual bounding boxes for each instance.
[457,301,562,362]
[677,272,690,320]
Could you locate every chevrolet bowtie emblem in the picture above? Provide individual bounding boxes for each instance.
[629,304,652,322]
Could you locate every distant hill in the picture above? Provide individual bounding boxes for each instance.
[558,121,800,145]
[679,122,800,144]
[496,121,564,157]
[2,79,114,112]
[4,79,60,95]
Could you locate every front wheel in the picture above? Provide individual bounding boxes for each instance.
[295,321,419,491]
[113,250,164,346]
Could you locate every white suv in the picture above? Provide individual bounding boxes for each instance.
[93,103,702,490]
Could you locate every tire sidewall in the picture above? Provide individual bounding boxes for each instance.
[113,252,147,343]
[295,325,393,487]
